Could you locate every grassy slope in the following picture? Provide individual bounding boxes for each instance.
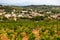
[0,19,60,40]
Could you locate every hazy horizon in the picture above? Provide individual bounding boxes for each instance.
[0,0,60,6]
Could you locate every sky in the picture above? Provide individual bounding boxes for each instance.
[0,0,60,6]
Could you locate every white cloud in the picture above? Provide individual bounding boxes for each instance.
[0,0,60,6]
[31,0,60,5]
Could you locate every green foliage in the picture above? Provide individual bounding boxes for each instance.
[4,6,13,13]
[28,33,36,40]
[31,16,44,21]
[0,17,59,40]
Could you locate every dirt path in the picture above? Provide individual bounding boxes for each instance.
[1,34,10,40]
[32,29,40,40]
[22,32,29,40]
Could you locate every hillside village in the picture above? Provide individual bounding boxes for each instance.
[0,5,60,21]
[0,5,60,40]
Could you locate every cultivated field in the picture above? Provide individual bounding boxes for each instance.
[0,19,60,40]
[0,5,60,40]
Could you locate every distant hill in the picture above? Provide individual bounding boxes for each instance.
[0,4,60,7]
[22,5,60,7]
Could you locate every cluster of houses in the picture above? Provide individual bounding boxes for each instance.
[0,9,45,21]
[0,8,60,21]
[50,13,60,19]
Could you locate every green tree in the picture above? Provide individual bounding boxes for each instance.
[31,16,44,21]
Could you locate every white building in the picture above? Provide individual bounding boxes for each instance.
[4,14,11,19]
[18,14,23,17]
